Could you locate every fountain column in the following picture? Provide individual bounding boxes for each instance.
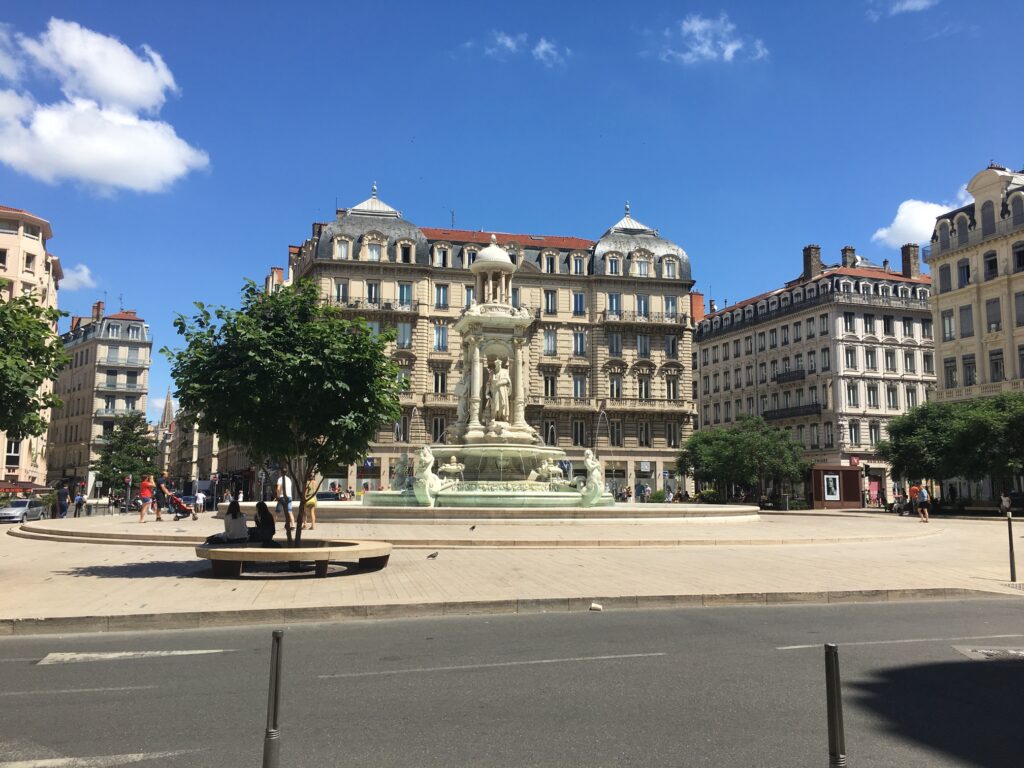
[466,336,483,435]
[512,338,527,427]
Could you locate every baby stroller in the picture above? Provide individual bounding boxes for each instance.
[170,494,197,521]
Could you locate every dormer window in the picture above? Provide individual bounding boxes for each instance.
[434,246,449,268]
[664,260,677,279]
[573,255,585,275]
[545,254,557,274]
[399,242,413,264]
[608,256,620,276]
[637,261,649,277]
[128,325,141,340]
[107,324,121,339]
[333,239,350,260]
[24,223,40,240]
[466,249,477,266]
[368,243,382,262]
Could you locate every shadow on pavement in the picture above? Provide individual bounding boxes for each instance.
[58,560,365,580]
[851,659,1024,767]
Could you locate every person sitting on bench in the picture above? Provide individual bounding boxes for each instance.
[249,500,276,545]
[205,500,249,545]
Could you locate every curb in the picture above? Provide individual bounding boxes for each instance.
[0,587,1005,636]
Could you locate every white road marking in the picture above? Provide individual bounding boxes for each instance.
[37,650,231,666]
[0,686,158,698]
[319,652,667,679]
[777,633,1024,651]
[0,749,199,766]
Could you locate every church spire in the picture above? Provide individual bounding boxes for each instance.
[159,386,174,430]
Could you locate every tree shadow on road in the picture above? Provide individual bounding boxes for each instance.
[58,560,366,580]
[851,658,1024,767]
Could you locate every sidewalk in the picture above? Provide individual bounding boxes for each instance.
[0,511,1019,634]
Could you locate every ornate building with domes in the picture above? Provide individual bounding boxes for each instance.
[266,186,698,496]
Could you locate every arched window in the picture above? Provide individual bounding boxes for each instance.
[956,214,970,247]
[939,221,951,250]
[981,200,996,237]
[1012,195,1024,226]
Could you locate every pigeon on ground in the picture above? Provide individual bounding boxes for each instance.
[469,525,476,531]
[427,551,439,559]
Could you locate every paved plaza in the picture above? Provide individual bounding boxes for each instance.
[1,509,1019,634]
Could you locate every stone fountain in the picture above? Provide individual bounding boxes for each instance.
[363,234,614,509]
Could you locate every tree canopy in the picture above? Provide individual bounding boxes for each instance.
[878,393,1024,484]
[163,280,403,545]
[90,412,158,491]
[677,415,810,495]
[0,287,69,439]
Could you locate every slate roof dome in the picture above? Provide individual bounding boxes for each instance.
[314,183,429,262]
[594,202,693,285]
[470,234,516,273]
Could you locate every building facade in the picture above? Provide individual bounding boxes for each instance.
[695,244,934,506]
[1,205,62,487]
[45,301,152,495]
[270,186,698,495]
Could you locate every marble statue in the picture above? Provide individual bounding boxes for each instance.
[454,375,469,426]
[437,454,465,479]
[533,457,564,482]
[412,445,454,507]
[578,449,604,507]
[392,451,411,491]
[489,359,511,423]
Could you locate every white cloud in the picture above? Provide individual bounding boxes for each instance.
[532,38,567,68]
[0,24,22,82]
[59,263,97,291]
[890,0,939,14]
[872,186,970,248]
[0,18,207,192]
[659,13,767,65]
[485,31,527,59]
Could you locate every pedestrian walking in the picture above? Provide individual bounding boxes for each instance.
[908,483,921,518]
[194,489,206,518]
[917,485,930,522]
[73,491,85,518]
[56,484,70,518]
[276,471,294,528]
[1000,489,1012,515]
[155,472,172,520]
[139,474,159,522]
[303,479,317,530]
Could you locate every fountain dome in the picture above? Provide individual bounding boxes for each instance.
[471,234,516,273]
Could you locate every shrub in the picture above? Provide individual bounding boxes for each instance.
[649,490,666,503]
[697,489,722,504]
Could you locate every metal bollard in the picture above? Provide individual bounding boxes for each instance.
[825,643,847,767]
[262,629,284,768]
[1008,511,1017,583]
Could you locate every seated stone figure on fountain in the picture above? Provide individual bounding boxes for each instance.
[412,445,455,508]
[578,449,605,507]
[530,457,563,483]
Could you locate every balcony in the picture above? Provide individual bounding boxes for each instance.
[423,392,458,407]
[773,369,806,384]
[601,310,688,325]
[527,395,596,410]
[934,377,1024,402]
[761,403,823,421]
[925,215,1024,262]
[333,297,420,313]
[102,357,147,368]
[94,408,140,417]
[95,382,144,392]
[600,397,686,411]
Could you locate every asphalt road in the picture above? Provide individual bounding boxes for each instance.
[1,598,1022,767]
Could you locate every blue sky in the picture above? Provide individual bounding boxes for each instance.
[1,1,1021,421]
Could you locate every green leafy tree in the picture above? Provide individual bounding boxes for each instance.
[0,287,69,438]
[677,415,810,500]
[163,280,403,546]
[90,412,159,493]
[876,400,957,483]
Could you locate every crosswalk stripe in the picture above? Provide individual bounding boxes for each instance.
[37,650,231,666]
[0,750,201,767]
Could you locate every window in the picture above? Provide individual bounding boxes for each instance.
[608,332,622,356]
[544,329,557,356]
[434,284,449,309]
[808,351,816,372]
[367,281,381,304]
[781,326,789,345]
[394,416,409,443]
[702,376,710,395]
[745,336,753,354]
[608,257,620,276]
[962,354,976,386]
[883,315,894,336]
[713,373,720,392]
[432,416,446,442]
[906,386,918,408]
[793,322,802,342]
[769,329,777,348]
[637,294,650,318]
[745,365,754,385]
[464,286,474,308]
[637,260,650,277]
[572,420,586,446]
[821,348,830,371]
[843,312,856,332]
[868,422,881,447]
[665,295,678,318]
[845,346,858,370]
[665,335,679,359]
[638,422,651,447]
[825,422,834,448]
[957,259,971,288]
[544,290,557,314]
[637,334,650,358]
[712,346,719,363]
[923,352,934,374]
[849,421,861,446]
[666,376,678,400]
[990,350,1005,382]
[334,280,349,303]
[986,298,1002,332]
[944,358,957,388]
[903,351,916,372]
[724,401,732,421]
[0,219,17,234]
[865,348,877,370]
[511,287,520,308]
[806,319,815,339]
[572,292,586,316]
[545,374,559,398]
[757,332,766,352]
[573,255,585,275]
[543,420,557,446]
[24,253,35,272]
[810,424,819,449]
[1015,243,1024,273]
[809,387,818,404]
[638,375,651,399]
[334,239,350,260]
[981,200,996,236]
[922,319,932,339]
[846,383,859,407]
[573,330,587,356]
[867,384,879,408]
[608,374,621,399]
[610,420,623,447]
[107,324,121,339]
[884,350,896,372]
[820,314,829,335]
[396,322,412,349]
[368,243,382,262]
[607,292,621,316]
[398,282,413,307]
[434,247,449,268]
[941,310,955,341]
[545,254,557,274]
[400,243,413,263]
[938,265,951,293]
[666,422,680,448]
[959,305,974,338]
[4,438,20,466]
[984,252,998,280]
[758,362,766,383]
[902,318,914,337]
[701,349,709,366]
[0,249,5,268]
[886,385,899,409]
[572,374,587,398]
[1017,292,1024,327]
[433,324,448,352]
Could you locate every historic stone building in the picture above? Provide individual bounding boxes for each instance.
[45,301,152,495]
[1,205,63,488]
[695,244,934,505]
[270,186,698,495]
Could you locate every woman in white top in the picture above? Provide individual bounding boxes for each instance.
[222,500,249,542]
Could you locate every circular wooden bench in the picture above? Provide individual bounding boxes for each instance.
[195,539,392,578]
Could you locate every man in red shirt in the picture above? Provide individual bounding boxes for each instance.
[908,483,921,519]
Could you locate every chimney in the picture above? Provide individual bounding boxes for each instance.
[882,258,890,271]
[691,291,705,323]
[841,246,857,268]
[900,243,921,278]
[802,244,822,279]
[91,300,104,322]
[709,298,718,313]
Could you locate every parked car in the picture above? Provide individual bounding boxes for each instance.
[316,491,340,502]
[0,498,49,523]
